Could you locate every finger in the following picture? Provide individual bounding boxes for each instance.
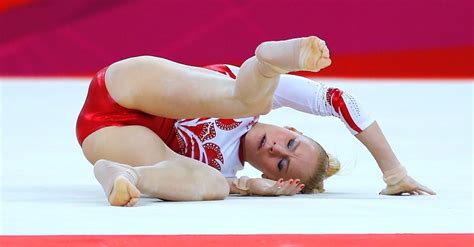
[274,178,291,195]
[278,179,291,193]
[419,185,437,195]
[293,184,305,194]
[271,178,284,192]
[416,189,430,195]
[287,187,298,195]
[285,179,296,189]
[415,190,426,195]
[280,179,296,195]
[409,191,419,196]
[287,181,303,195]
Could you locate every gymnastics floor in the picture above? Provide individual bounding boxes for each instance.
[0,78,472,246]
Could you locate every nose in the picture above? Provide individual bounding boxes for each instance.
[269,142,289,156]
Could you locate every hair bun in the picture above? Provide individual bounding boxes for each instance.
[325,153,341,178]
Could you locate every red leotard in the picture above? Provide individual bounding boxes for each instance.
[75,67,180,151]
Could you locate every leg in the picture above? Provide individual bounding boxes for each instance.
[82,126,229,206]
[104,37,331,120]
[105,56,276,119]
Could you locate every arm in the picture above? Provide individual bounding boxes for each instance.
[275,73,435,195]
[355,122,401,174]
[229,65,373,133]
[228,65,374,134]
[356,123,436,195]
[228,65,435,195]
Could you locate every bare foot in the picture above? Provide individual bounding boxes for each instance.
[255,36,331,74]
[109,176,141,207]
[93,159,141,207]
[299,36,331,71]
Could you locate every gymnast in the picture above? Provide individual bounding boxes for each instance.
[76,36,435,207]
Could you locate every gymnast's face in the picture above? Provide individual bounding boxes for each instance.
[243,123,321,182]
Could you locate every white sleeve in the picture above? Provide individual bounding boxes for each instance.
[226,65,375,135]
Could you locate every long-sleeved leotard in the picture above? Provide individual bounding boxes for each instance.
[225,65,375,135]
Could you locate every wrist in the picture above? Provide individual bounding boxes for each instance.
[383,165,408,185]
[232,176,251,195]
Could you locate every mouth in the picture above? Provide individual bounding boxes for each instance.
[258,134,266,150]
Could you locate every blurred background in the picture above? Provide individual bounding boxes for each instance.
[0,0,472,78]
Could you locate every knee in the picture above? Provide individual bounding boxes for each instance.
[247,98,272,116]
[106,55,168,107]
[259,98,273,115]
[107,55,166,82]
[119,55,163,67]
[237,95,273,116]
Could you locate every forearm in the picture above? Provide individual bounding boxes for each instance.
[355,121,403,175]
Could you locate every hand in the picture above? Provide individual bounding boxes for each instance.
[246,178,305,196]
[380,176,436,196]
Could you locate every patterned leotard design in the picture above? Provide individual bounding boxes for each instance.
[174,117,258,177]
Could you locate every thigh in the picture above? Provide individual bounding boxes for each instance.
[81,125,176,166]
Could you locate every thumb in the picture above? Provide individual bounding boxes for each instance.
[380,186,395,195]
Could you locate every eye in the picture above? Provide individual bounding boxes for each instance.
[278,159,288,171]
[287,139,296,149]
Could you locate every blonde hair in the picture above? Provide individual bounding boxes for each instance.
[326,153,341,178]
[301,140,341,194]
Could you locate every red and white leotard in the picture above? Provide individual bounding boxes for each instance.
[76,64,374,178]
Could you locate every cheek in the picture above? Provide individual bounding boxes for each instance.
[261,156,276,173]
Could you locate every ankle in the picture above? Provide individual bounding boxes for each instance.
[256,59,285,78]
[126,169,138,186]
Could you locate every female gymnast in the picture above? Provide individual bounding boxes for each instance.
[76,36,435,207]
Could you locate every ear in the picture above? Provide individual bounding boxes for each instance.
[284,126,303,135]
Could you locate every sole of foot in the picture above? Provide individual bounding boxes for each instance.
[108,175,141,207]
